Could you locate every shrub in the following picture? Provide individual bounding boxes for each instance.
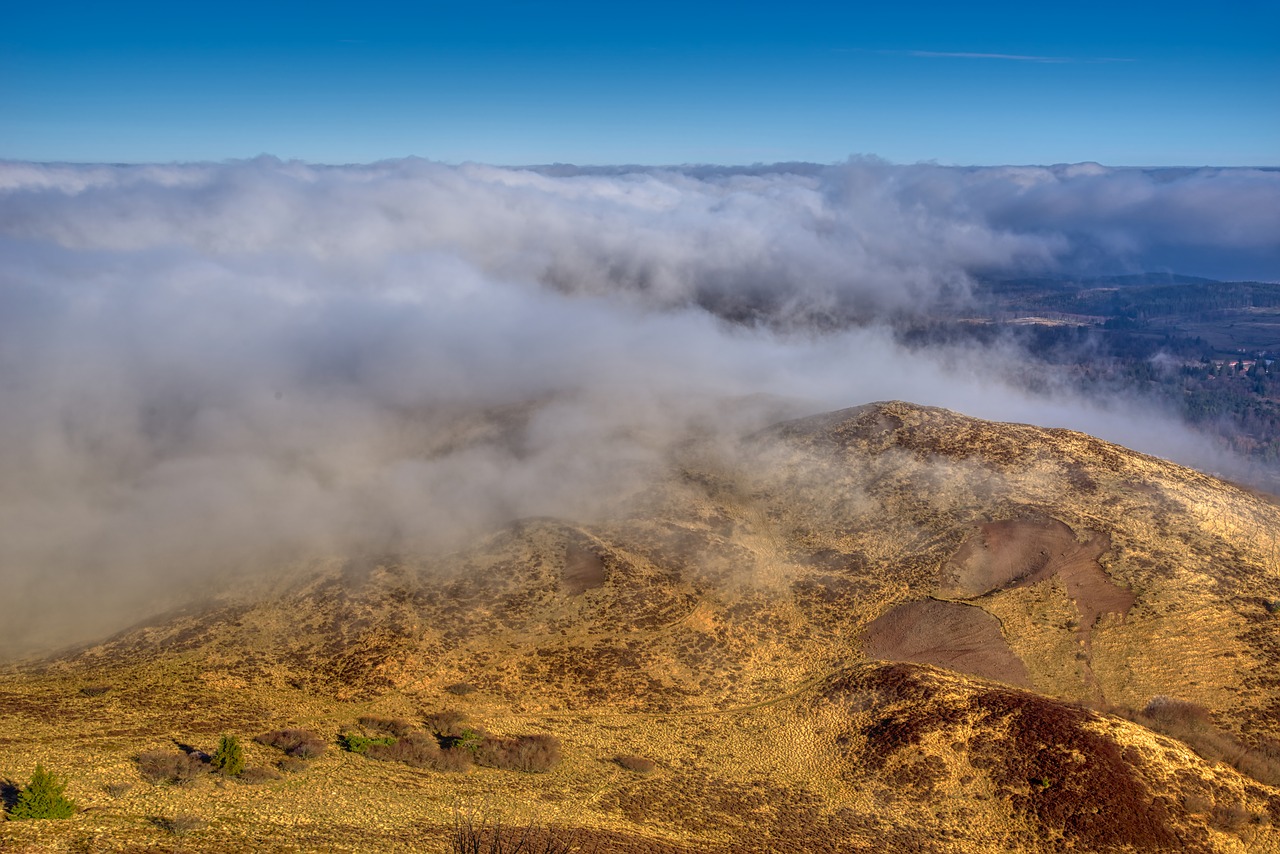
[210,735,245,777]
[1212,803,1254,831]
[1183,793,1212,815]
[255,728,326,759]
[426,709,469,737]
[514,735,562,773]
[612,755,656,774]
[475,735,562,773]
[78,685,111,698]
[104,782,132,799]
[358,716,416,738]
[1233,748,1280,787]
[278,756,312,774]
[474,737,517,770]
[239,766,282,784]
[451,808,588,854]
[453,727,486,751]
[152,813,204,836]
[137,750,207,785]
[1137,696,1280,785]
[338,732,396,754]
[366,732,441,768]
[8,765,76,820]
[1141,697,1214,731]
[435,746,474,772]
[445,683,477,696]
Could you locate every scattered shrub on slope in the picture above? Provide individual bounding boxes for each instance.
[476,735,562,773]
[8,765,76,820]
[137,750,207,785]
[366,732,441,768]
[210,735,245,777]
[256,728,327,759]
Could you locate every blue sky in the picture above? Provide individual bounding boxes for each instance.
[2,1,1277,165]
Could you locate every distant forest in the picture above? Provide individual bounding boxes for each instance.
[904,275,1280,488]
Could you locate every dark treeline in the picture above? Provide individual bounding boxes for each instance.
[901,276,1280,486]
[1030,282,1280,320]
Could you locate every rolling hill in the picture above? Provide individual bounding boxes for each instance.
[2,401,1279,852]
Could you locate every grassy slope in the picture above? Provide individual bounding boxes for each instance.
[2,401,1279,852]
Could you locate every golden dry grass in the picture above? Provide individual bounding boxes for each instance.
[3,401,1280,852]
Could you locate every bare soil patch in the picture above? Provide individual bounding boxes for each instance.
[941,514,1134,637]
[562,543,607,595]
[862,599,1030,687]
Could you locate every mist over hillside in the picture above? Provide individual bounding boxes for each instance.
[1,157,1277,655]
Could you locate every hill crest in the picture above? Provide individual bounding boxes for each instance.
[3,400,1279,852]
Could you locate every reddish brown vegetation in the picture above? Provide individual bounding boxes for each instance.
[450,810,590,854]
[827,665,1197,852]
[1125,697,1280,787]
[104,782,132,798]
[475,734,562,773]
[366,732,442,768]
[435,746,475,772]
[358,716,417,738]
[255,728,327,759]
[278,756,312,774]
[137,750,207,785]
[965,688,1183,851]
[425,710,469,737]
[239,766,282,784]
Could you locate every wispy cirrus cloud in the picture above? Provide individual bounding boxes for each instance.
[893,49,1135,64]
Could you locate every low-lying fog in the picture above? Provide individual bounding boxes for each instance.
[2,157,1277,655]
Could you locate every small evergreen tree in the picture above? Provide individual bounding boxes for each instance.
[210,735,245,777]
[9,764,76,820]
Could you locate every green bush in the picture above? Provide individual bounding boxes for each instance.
[210,735,245,777]
[8,764,76,820]
[454,728,485,752]
[338,732,396,754]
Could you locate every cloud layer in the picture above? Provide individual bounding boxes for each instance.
[1,157,1275,654]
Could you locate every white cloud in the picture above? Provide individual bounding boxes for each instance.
[0,157,1273,654]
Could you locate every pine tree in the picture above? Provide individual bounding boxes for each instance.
[9,764,76,820]
[210,735,245,777]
